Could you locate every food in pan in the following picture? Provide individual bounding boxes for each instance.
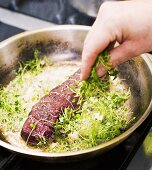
[21,69,80,145]
[0,50,133,152]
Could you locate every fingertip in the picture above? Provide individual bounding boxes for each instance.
[96,64,107,77]
[80,65,92,80]
[81,51,97,81]
[80,73,86,81]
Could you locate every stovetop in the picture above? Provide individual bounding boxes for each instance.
[0,1,152,170]
[0,22,23,41]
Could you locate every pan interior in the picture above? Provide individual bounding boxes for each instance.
[0,27,151,158]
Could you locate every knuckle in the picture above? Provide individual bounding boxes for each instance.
[102,19,116,35]
[103,20,114,29]
[99,2,118,22]
[99,1,113,14]
[99,2,109,11]
[102,18,119,41]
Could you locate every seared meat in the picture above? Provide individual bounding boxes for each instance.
[21,69,80,145]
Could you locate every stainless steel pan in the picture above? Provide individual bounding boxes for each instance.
[0,25,152,162]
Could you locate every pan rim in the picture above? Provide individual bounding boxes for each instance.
[0,25,90,49]
[0,25,151,158]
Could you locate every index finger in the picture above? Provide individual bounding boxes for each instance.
[81,21,112,80]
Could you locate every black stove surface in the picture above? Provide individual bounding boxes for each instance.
[0,22,23,41]
[0,2,152,170]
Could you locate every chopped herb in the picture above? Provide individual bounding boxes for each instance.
[54,50,133,152]
[30,123,36,130]
[0,50,50,133]
[0,50,133,152]
[37,136,48,147]
[99,50,119,78]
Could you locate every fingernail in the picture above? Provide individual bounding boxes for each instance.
[96,65,107,77]
[80,73,89,81]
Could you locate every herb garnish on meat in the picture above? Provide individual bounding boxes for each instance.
[0,50,133,152]
[53,51,132,151]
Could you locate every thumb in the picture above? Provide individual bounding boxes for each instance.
[97,41,138,77]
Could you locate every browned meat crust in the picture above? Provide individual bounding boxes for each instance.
[21,69,80,145]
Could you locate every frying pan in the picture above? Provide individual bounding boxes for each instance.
[0,25,152,162]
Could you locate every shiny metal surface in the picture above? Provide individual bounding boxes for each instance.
[68,0,122,17]
[68,0,103,17]
[0,25,151,161]
[0,7,55,30]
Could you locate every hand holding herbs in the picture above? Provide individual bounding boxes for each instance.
[81,0,152,80]
[0,50,133,152]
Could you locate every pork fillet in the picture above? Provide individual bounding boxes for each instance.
[21,69,80,145]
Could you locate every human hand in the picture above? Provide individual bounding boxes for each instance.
[81,0,152,80]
